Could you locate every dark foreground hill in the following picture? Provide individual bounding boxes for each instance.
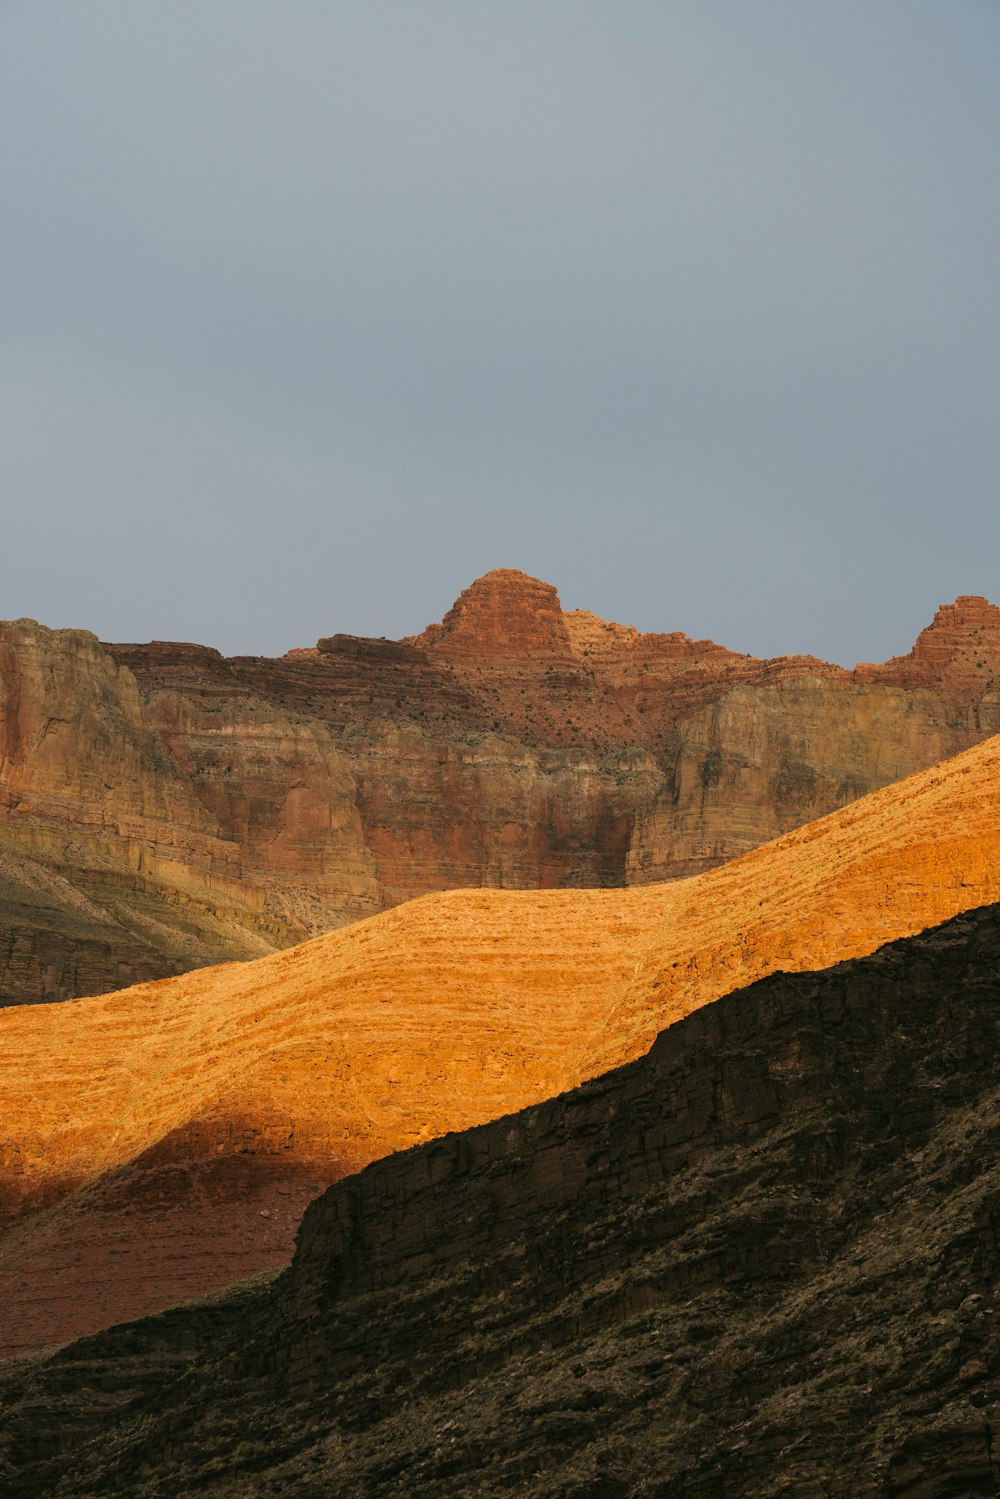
[4,904,1000,1497]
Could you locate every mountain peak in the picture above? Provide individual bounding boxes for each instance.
[405,569,574,657]
[855,594,1000,692]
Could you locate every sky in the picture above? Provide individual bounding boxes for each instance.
[2,1,998,665]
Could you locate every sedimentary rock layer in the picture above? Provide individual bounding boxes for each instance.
[3,576,1000,1002]
[1,732,998,1354]
[4,903,999,1496]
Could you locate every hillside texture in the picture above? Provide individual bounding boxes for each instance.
[3,904,999,1497]
[1,733,998,1354]
[2,575,1000,1003]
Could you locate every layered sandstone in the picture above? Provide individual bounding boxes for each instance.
[1,733,999,1353]
[406,568,576,657]
[4,904,1000,1496]
[0,620,285,1003]
[90,577,1000,899]
[2,577,1000,1004]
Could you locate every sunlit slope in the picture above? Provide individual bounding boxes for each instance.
[0,881,676,1354]
[588,734,1000,1071]
[0,883,677,1214]
[0,733,998,1353]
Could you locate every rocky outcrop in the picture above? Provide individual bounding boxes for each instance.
[406,568,576,657]
[4,902,1000,1496]
[2,732,999,1355]
[857,594,1000,694]
[2,577,1000,1003]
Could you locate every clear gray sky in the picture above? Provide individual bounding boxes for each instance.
[2,1,998,664]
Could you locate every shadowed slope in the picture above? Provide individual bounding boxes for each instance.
[3,904,1000,1497]
[0,734,999,1353]
[0,850,185,1007]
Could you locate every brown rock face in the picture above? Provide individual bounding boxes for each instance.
[1,733,999,1354]
[857,594,1000,692]
[4,904,1000,1496]
[406,567,575,657]
[2,574,1000,1002]
[0,621,280,1005]
[0,851,177,1009]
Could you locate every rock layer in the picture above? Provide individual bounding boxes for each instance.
[3,903,1000,1496]
[3,578,1000,1002]
[1,732,999,1354]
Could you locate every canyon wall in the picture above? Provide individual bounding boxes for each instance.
[2,575,1000,1001]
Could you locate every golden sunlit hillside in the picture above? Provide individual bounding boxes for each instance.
[1,734,998,1355]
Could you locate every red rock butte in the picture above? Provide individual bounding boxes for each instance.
[1,732,998,1355]
[406,568,578,657]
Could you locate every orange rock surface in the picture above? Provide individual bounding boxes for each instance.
[1,733,999,1355]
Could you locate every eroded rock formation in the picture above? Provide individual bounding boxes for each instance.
[2,575,1000,1004]
[1,733,999,1354]
[4,903,999,1496]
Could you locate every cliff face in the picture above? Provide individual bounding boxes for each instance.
[2,733,999,1356]
[0,620,281,1004]
[4,903,1000,1497]
[2,576,1000,1002]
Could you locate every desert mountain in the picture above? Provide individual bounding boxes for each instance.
[4,903,999,1497]
[1,732,998,1355]
[2,576,1000,1004]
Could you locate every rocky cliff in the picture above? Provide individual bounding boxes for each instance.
[4,902,999,1497]
[0,620,291,1004]
[2,575,1000,1003]
[2,732,998,1356]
